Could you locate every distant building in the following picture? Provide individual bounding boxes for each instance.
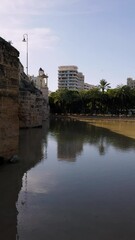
[30,68,48,89]
[58,65,84,91]
[127,78,135,89]
[30,68,48,101]
[84,83,95,90]
[29,68,49,120]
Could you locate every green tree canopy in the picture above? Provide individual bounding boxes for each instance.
[99,79,111,93]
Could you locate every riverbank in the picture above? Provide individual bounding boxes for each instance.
[67,115,135,140]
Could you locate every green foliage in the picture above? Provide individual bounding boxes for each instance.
[99,79,111,93]
[49,83,135,115]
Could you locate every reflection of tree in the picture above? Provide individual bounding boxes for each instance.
[0,120,49,240]
[49,118,135,159]
[98,137,106,155]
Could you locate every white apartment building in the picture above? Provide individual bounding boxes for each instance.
[84,83,95,90]
[58,66,84,91]
[127,78,135,88]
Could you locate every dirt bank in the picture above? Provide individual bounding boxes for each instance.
[68,115,135,140]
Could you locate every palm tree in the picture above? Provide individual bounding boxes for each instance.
[99,79,111,93]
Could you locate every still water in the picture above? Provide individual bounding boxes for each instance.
[1,118,135,240]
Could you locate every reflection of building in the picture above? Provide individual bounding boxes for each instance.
[58,141,83,162]
[57,138,83,162]
[127,78,135,89]
[58,65,85,91]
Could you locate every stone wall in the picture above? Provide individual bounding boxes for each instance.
[0,37,19,161]
[42,98,49,121]
[19,91,43,128]
[0,37,49,161]
[40,86,50,121]
[19,73,49,128]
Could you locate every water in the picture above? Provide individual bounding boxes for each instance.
[1,118,135,240]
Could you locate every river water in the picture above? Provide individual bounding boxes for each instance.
[1,118,135,240]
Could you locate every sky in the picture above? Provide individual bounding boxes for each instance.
[1,0,135,91]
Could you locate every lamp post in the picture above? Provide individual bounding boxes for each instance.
[22,33,28,76]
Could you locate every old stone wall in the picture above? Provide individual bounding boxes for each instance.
[0,37,49,160]
[42,98,49,121]
[19,91,43,128]
[19,74,49,128]
[40,87,50,121]
[19,68,49,126]
[0,37,19,161]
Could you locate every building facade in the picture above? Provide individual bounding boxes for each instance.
[127,78,135,89]
[58,66,84,91]
[30,68,48,99]
[84,83,95,90]
[29,68,49,120]
[30,68,48,90]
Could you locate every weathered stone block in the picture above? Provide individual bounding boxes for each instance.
[0,37,19,161]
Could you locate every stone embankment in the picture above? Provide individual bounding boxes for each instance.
[0,37,49,162]
[0,37,19,162]
[19,75,46,128]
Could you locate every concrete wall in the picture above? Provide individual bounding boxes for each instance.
[0,37,19,161]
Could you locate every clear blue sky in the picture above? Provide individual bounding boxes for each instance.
[1,0,135,91]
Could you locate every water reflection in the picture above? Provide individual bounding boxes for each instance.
[49,118,135,160]
[16,118,135,240]
[50,119,85,161]
[1,118,135,240]
[0,121,49,240]
[0,132,19,163]
[19,122,48,168]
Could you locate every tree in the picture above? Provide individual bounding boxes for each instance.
[86,88,101,114]
[49,91,62,113]
[107,88,119,115]
[99,79,111,93]
[115,85,133,114]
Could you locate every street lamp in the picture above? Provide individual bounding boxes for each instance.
[22,33,28,76]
